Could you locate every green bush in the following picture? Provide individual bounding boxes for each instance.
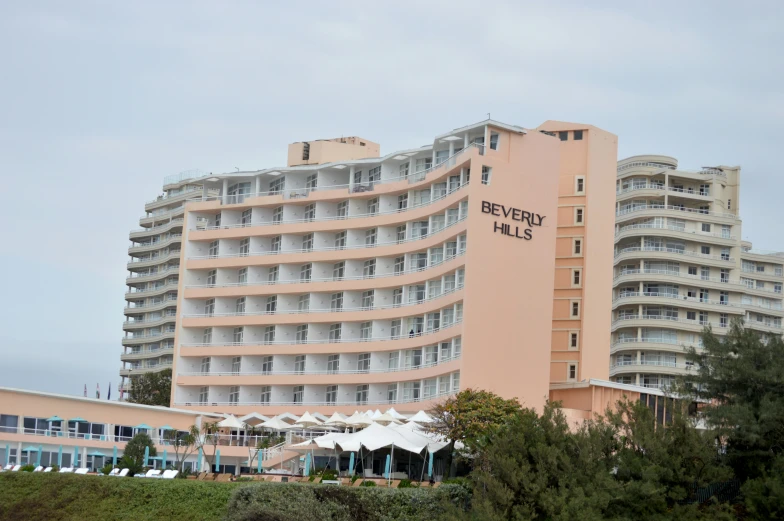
[20,465,35,472]
[320,469,338,481]
[397,479,413,488]
[100,463,115,475]
[359,480,376,487]
[350,474,360,484]
[50,465,59,473]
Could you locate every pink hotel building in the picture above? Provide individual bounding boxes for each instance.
[169,119,619,416]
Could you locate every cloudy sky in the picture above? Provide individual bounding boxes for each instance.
[1,1,781,397]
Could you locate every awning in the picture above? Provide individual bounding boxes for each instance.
[135,423,153,429]
[69,417,88,423]
[158,425,174,431]
[87,451,105,457]
[46,416,64,422]
[22,446,40,452]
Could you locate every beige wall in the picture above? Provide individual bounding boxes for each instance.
[287,138,380,166]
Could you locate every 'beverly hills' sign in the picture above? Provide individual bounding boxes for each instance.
[481,200,546,240]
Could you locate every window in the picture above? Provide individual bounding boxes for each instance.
[302,233,313,252]
[204,298,215,316]
[721,248,730,261]
[701,246,711,255]
[269,178,285,195]
[295,325,308,343]
[360,321,372,340]
[756,264,766,273]
[337,201,348,218]
[231,357,241,374]
[304,204,316,222]
[396,225,406,243]
[367,198,379,215]
[399,162,409,178]
[481,166,492,185]
[390,319,402,338]
[298,294,310,311]
[356,385,369,404]
[332,262,345,280]
[233,327,244,343]
[260,386,271,404]
[727,199,732,210]
[206,269,217,287]
[571,301,580,318]
[575,208,584,224]
[300,263,312,281]
[268,266,279,282]
[327,354,340,373]
[272,206,283,224]
[208,241,219,257]
[559,131,568,141]
[361,290,374,309]
[570,332,578,350]
[368,166,381,184]
[270,236,281,253]
[363,259,376,277]
[302,143,310,160]
[573,269,582,286]
[294,355,305,374]
[688,266,698,276]
[720,313,728,328]
[265,295,277,313]
[568,364,577,380]
[306,173,317,189]
[262,356,273,374]
[394,256,405,274]
[574,239,582,255]
[214,213,221,228]
[387,384,398,402]
[701,223,711,233]
[200,357,211,373]
[202,328,212,344]
[357,353,371,373]
[489,132,499,150]
[241,209,252,226]
[198,387,209,405]
[239,238,250,256]
[575,177,585,194]
[238,267,247,284]
[325,385,338,404]
[699,184,710,196]
[328,324,341,342]
[293,386,304,404]
[574,130,583,140]
[335,231,347,249]
[397,194,408,210]
[235,297,246,313]
[365,228,377,246]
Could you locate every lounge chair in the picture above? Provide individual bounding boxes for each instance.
[146,469,162,478]
[74,468,89,475]
[59,467,73,473]
[214,473,232,482]
[351,478,364,487]
[11,465,21,472]
[2,464,12,471]
[203,472,215,481]
[106,468,120,476]
[161,470,179,479]
[43,467,53,473]
[385,479,401,488]
[195,471,207,481]
[117,468,130,477]
[33,466,44,472]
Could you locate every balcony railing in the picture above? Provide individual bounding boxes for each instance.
[189,216,467,260]
[185,252,465,289]
[124,296,178,311]
[613,269,784,293]
[179,354,461,377]
[617,162,677,173]
[614,292,740,308]
[175,389,458,408]
[612,315,728,329]
[130,219,184,235]
[611,360,693,369]
[180,320,462,347]
[146,187,206,205]
[616,223,734,240]
[615,246,733,263]
[203,184,468,231]
[616,204,737,220]
[184,285,463,318]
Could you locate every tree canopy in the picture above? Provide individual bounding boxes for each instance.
[123,432,156,467]
[127,369,172,407]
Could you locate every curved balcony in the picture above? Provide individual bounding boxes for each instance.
[177,356,460,386]
[614,246,734,268]
[613,269,743,293]
[121,347,175,362]
[184,286,462,322]
[128,235,183,255]
[129,219,184,239]
[179,321,462,356]
[612,292,745,315]
[740,268,784,285]
[615,224,735,247]
[125,281,179,299]
[124,298,178,315]
[610,339,699,355]
[616,204,739,224]
[745,321,784,334]
[145,187,207,211]
[742,303,784,317]
[122,331,176,346]
[120,362,173,377]
[184,253,465,299]
[609,361,694,377]
[123,315,177,331]
[187,221,467,270]
[611,315,726,333]
[127,251,182,271]
[139,206,185,226]
[196,186,468,242]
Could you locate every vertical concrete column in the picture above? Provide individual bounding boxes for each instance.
[448,141,455,158]
[82,447,87,469]
[255,175,262,196]
[222,179,229,204]
[463,133,469,148]
[349,166,356,192]
[407,157,415,178]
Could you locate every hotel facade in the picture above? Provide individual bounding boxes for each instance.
[167,119,618,416]
[612,156,783,388]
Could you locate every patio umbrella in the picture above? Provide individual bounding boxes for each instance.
[22,446,40,452]
[57,446,62,467]
[143,446,149,467]
[217,415,244,429]
[159,425,174,430]
[46,415,63,422]
[304,453,311,477]
[197,447,203,472]
[162,449,167,469]
[408,410,434,424]
[70,417,88,423]
[345,412,373,428]
[215,450,220,472]
[36,445,42,467]
[384,454,391,478]
[259,417,294,431]
[372,410,383,419]
[348,452,355,476]
[135,423,153,430]
[73,446,79,468]
[294,411,322,428]
[428,452,434,477]
[112,446,117,466]
[5,444,9,466]
[385,408,406,420]
[323,412,347,427]
[373,412,402,425]
[256,451,262,474]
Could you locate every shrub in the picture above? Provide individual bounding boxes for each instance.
[118,455,144,477]
[50,465,59,473]
[350,474,360,484]
[320,469,338,481]
[20,465,36,472]
[359,480,376,487]
[397,479,413,488]
[100,463,115,476]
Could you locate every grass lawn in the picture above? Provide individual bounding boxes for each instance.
[0,472,245,521]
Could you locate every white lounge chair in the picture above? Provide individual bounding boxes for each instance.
[106,468,120,476]
[116,468,130,477]
[74,468,90,475]
[146,469,162,478]
[11,465,21,472]
[43,467,53,472]
[2,464,12,471]
[161,470,178,479]
[59,467,74,473]
[33,466,44,472]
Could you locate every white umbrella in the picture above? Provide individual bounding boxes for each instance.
[324,412,347,427]
[345,412,373,427]
[239,412,270,426]
[408,410,434,424]
[259,417,295,431]
[371,409,383,419]
[385,407,406,420]
[294,411,323,428]
[374,412,402,425]
[364,409,375,417]
[217,415,244,429]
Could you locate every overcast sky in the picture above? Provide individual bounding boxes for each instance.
[1,1,782,397]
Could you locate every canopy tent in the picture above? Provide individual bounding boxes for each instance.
[323,412,347,427]
[373,412,402,425]
[385,408,406,420]
[371,410,383,419]
[407,410,434,424]
[293,411,323,428]
[217,415,244,429]
[345,412,373,427]
[239,412,270,427]
[259,417,295,431]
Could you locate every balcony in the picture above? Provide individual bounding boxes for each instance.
[125,281,179,299]
[144,187,208,211]
[129,219,184,239]
[123,314,178,331]
[611,315,728,332]
[128,234,183,255]
[122,331,176,346]
[610,339,700,354]
[124,297,178,314]
[127,251,182,270]
[121,347,175,362]
[614,246,734,267]
[613,292,744,314]
[615,224,735,245]
[616,204,738,222]
[139,206,185,226]
[613,269,778,294]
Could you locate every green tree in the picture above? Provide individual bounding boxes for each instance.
[164,425,199,471]
[127,369,172,406]
[123,432,156,467]
[426,388,522,477]
[195,421,221,472]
